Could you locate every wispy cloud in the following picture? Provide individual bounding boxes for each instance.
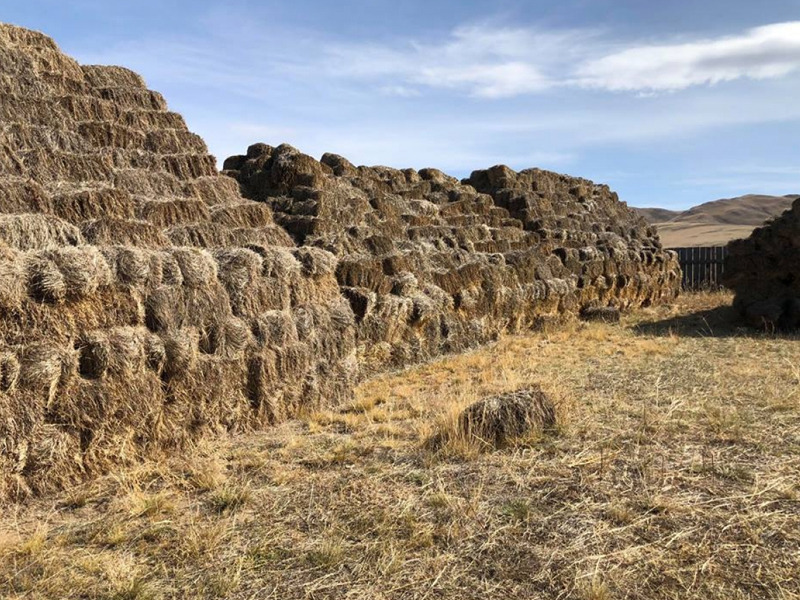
[312,20,800,97]
[321,24,591,98]
[577,22,800,92]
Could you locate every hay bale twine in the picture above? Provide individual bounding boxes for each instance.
[457,386,556,448]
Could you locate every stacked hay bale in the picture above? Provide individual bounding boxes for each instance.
[724,197,800,328]
[225,145,680,373]
[0,23,357,500]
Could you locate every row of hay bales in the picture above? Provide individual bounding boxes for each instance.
[1,21,679,500]
[0,23,356,500]
[724,197,800,329]
[224,144,681,374]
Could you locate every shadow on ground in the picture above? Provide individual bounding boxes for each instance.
[633,302,800,340]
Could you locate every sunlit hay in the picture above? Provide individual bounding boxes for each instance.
[0,245,25,309]
[210,202,274,228]
[0,213,81,251]
[199,317,252,359]
[81,217,170,248]
[0,352,20,394]
[137,198,210,227]
[47,187,136,223]
[81,64,146,88]
[100,246,152,288]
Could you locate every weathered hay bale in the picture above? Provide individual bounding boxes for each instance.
[0,248,25,308]
[253,310,299,347]
[0,213,82,250]
[18,343,76,404]
[137,198,210,227]
[81,217,170,248]
[26,255,67,303]
[81,64,146,89]
[199,317,252,358]
[580,306,621,323]
[47,187,136,223]
[457,386,556,448]
[162,330,199,380]
[171,247,217,287]
[210,202,274,228]
[46,246,112,299]
[101,246,152,287]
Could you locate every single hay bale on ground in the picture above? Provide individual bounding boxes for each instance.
[451,386,556,449]
[580,306,621,323]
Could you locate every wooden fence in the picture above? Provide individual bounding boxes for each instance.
[670,246,728,291]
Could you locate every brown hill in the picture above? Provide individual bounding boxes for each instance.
[635,194,799,247]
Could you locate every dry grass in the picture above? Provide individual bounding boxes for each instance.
[1,291,799,599]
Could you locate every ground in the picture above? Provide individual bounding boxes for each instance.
[1,292,799,599]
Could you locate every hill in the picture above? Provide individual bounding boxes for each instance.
[635,194,799,247]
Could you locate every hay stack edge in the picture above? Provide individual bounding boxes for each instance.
[0,23,680,501]
[725,197,800,329]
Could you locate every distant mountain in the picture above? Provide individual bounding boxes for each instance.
[635,194,799,247]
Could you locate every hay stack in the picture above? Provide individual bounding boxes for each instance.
[0,22,357,501]
[225,144,680,374]
[457,387,556,448]
[724,197,800,329]
[0,20,678,500]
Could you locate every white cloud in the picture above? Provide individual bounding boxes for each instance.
[320,24,590,98]
[318,20,800,97]
[576,22,800,92]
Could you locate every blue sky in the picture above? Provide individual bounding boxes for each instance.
[4,0,800,209]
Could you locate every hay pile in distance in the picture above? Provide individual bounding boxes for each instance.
[225,144,681,373]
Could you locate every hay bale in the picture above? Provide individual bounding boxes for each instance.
[47,246,112,299]
[199,317,252,358]
[580,306,621,323]
[162,330,198,380]
[0,214,82,250]
[101,246,152,287]
[81,217,170,248]
[456,387,556,448]
[0,249,25,308]
[171,247,217,287]
[26,254,67,303]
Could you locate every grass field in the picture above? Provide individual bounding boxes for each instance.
[1,292,799,599]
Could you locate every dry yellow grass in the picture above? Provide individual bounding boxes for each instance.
[1,291,799,599]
